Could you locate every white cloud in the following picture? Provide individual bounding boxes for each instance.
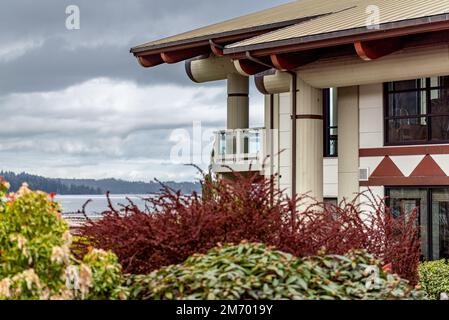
[0,0,283,182]
[0,77,227,136]
[0,78,230,181]
[0,38,44,63]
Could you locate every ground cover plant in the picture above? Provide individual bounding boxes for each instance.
[126,242,424,300]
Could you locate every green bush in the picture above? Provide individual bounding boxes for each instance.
[127,242,424,300]
[0,180,127,300]
[419,260,449,300]
[82,249,129,300]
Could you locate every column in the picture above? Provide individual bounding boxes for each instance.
[295,76,324,205]
[227,73,249,130]
[226,73,249,158]
[338,86,360,203]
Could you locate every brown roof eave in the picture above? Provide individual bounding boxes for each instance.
[130,15,326,56]
[223,13,449,58]
[130,39,210,56]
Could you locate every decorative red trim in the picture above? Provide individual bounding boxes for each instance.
[410,155,446,177]
[234,59,252,75]
[210,45,224,56]
[370,156,405,178]
[234,59,271,76]
[362,154,449,186]
[360,145,449,157]
[209,39,224,56]
[361,176,449,187]
[161,46,211,64]
[294,114,323,120]
[354,38,404,61]
[137,55,164,68]
[270,51,319,70]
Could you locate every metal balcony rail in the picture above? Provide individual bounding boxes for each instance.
[213,128,265,169]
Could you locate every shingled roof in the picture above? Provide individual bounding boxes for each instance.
[224,0,449,54]
[130,0,359,54]
[131,0,449,68]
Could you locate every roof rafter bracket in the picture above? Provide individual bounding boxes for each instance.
[234,59,270,76]
[137,54,164,68]
[209,39,225,56]
[271,51,320,71]
[354,38,404,61]
[234,53,273,76]
[161,46,211,64]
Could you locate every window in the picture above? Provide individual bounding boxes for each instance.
[385,76,449,145]
[386,187,449,260]
[324,198,338,208]
[324,88,338,157]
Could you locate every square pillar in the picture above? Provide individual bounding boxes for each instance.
[337,86,360,203]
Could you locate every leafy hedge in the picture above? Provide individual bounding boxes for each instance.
[127,243,424,300]
[419,260,449,300]
[0,179,127,300]
[78,173,421,284]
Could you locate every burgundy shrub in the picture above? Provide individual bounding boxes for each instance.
[76,172,421,284]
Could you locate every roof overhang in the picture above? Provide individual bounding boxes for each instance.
[130,2,449,74]
[224,14,449,58]
[130,15,324,56]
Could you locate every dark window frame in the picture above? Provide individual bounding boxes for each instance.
[385,186,449,261]
[324,197,338,207]
[384,77,449,146]
[323,89,338,157]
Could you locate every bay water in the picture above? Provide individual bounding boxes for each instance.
[56,194,151,214]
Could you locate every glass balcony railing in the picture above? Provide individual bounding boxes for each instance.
[212,128,265,171]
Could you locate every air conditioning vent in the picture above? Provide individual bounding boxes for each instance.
[359,168,370,182]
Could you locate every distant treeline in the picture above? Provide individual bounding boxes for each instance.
[1,171,102,195]
[0,171,202,195]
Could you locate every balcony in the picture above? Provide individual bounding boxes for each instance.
[212,128,265,173]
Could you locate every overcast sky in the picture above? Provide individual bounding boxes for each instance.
[0,0,289,182]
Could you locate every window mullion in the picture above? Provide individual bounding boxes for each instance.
[427,78,432,142]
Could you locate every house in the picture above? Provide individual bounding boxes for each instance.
[131,0,449,260]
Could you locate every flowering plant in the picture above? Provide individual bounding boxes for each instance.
[0,179,127,300]
[0,176,9,197]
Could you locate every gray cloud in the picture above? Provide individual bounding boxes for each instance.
[0,0,286,181]
[0,0,287,94]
